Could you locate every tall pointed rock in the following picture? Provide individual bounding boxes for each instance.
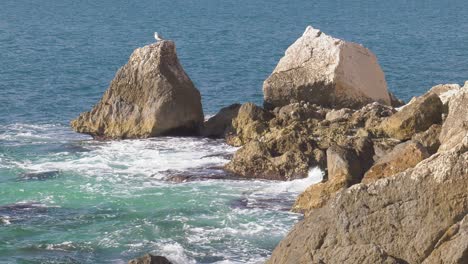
[72,41,204,139]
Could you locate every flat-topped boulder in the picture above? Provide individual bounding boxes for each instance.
[71,41,204,139]
[263,26,391,110]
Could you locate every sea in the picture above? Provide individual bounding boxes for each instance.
[0,0,467,263]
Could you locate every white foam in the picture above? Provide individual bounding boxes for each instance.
[158,242,196,264]
[11,135,237,180]
[256,167,323,194]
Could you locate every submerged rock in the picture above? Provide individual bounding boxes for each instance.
[268,137,468,264]
[380,93,443,140]
[71,41,204,139]
[263,26,391,110]
[128,254,172,264]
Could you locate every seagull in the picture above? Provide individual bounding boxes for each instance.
[154,32,164,42]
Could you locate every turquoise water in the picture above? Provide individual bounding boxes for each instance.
[1,0,467,263]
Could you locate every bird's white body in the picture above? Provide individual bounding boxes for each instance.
[154,32,164,42]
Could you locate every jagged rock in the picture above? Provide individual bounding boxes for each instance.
[439,87,468,152]
[224,141,310,180]
[388,91,405,107]
[325,108,352,122]
[412,124,441,154]
[372,138,401,162]
[224,127,322,180]
[201,103,241,138]
[362,140,429,184]
[429,83,461,105]
[71,41,204,139]
[347,136,375,175]
[293,141,372,214]
[263,26,391,110]
[268,138,468,264]
[350,103,395,135]
[276,102,324,122]
[380,93,443,140]
[326,145,361,184]
[226,103,273,146]
[128,254,172,264]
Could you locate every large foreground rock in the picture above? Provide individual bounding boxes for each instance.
[267,138,468,264]
[263,26,391,109]
[71,41,204,139]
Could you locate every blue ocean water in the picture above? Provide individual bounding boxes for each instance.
[0,0,467,263]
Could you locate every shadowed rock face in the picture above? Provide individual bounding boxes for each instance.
[71,41,204,139]
[263,26,391,110]
[267,138,468,264]
[380,93,443,140]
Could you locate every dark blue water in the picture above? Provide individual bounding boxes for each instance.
[0,1,467,263]
[1,0,467,125]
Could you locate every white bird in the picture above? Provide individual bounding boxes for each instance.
[154,32,164,42]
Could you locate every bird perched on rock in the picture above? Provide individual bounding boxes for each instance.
[154,32,164,42]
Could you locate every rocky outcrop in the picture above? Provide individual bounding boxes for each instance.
[128,254,172,264]
[226,103,273,146]
[71,41,204,139]
[224,130,323,180]
[362,140,430,183]
[380,93,443,140]
[439,86,468,152]
[200,103,241,138]
[268,137,468,264]
[263,26,391,110]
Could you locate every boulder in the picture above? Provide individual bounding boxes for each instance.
[326,145,361,184]
[128,254,172,264]
[224,141,310,181]
[439,88,468,152]
[412,124,442,154]
[429,83,461,105]
[71,41,204,139]
[362,140,429,184]
[293,145,362,214]
[268,138,468,264]
[224,127,323,181]
[350,102,395,135]
[226,103,273,146]
[263,26,391,110]
[380,93,443,140]
[200,103,241,138]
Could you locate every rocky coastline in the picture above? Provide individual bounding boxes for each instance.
[73,26,467,264]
